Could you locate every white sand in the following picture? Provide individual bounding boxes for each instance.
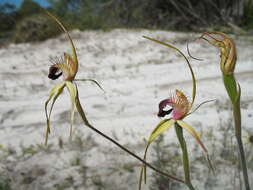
[0,29,252,189]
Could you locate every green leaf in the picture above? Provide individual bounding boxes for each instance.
[75,78,105,93]
[45,82,66,145]
[176,120,207,152]
[140,119,175,186]
[143,36,196,107]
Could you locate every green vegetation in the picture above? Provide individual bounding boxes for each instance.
[13,13,61,43]
[0,177,11,190]
[1,0,253,44]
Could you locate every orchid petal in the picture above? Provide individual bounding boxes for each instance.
[143,36,196,108]
[65,81,78,138]
[45,81,66,145]
[148,119,175,144]
[176,120,207,152]
[75,86,91,126]
[65,81,77,106]
[176,120,214,172]
[69,103,76,140]
[187,99,215,116]
[140,119,175,186]
[75,78,105,93]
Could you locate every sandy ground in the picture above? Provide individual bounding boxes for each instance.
[0,29,253,190]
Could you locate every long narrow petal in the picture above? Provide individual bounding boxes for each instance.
[176,120,207,152]
[65,81,77,106]
[176,120,214,173]
[69,103,76,140]
[148,119,175,144]
[143,36,196,107]
[65,81,78,139]
[187,99,215,116]
[45,82,66,145]
[140,119,175,187]
[75,86,91,126]
[75,78,105,93]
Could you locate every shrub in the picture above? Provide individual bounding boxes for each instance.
[13,14,61,43]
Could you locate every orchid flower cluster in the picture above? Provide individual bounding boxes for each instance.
[43,12,250,190]
[44,12,186,189]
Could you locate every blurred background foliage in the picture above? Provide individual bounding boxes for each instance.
[1,0,253,44]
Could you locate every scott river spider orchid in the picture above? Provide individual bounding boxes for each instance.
[139,36,214,190]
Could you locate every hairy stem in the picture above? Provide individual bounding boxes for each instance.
[75,96,185,184]
[175,123,196,190]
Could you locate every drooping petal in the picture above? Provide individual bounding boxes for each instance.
[65,81,78,138]
[148,119,175,144]
[45,82,66,145]
[176,120,207,152]
[176,120,214,172]
[140,119,175,187]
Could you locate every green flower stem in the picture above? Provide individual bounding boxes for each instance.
[75,95,185,185]
[223,74,251,190]
[175,123,196,190]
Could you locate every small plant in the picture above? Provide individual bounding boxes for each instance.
[198,32,251,190]
[139,36,213,190]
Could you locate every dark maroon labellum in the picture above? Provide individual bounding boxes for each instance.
[157,99,173,117]
[158,108,173,117]
[48,65,62,80]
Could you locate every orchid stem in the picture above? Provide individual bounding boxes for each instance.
[175,123,196,190]
[75,95,185,185]
[223,74,251,190]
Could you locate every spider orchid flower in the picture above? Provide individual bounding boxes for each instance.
[158,89,190,119]
[44,12,103,145]
[139,36,213,190]
[43,12,186,187]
